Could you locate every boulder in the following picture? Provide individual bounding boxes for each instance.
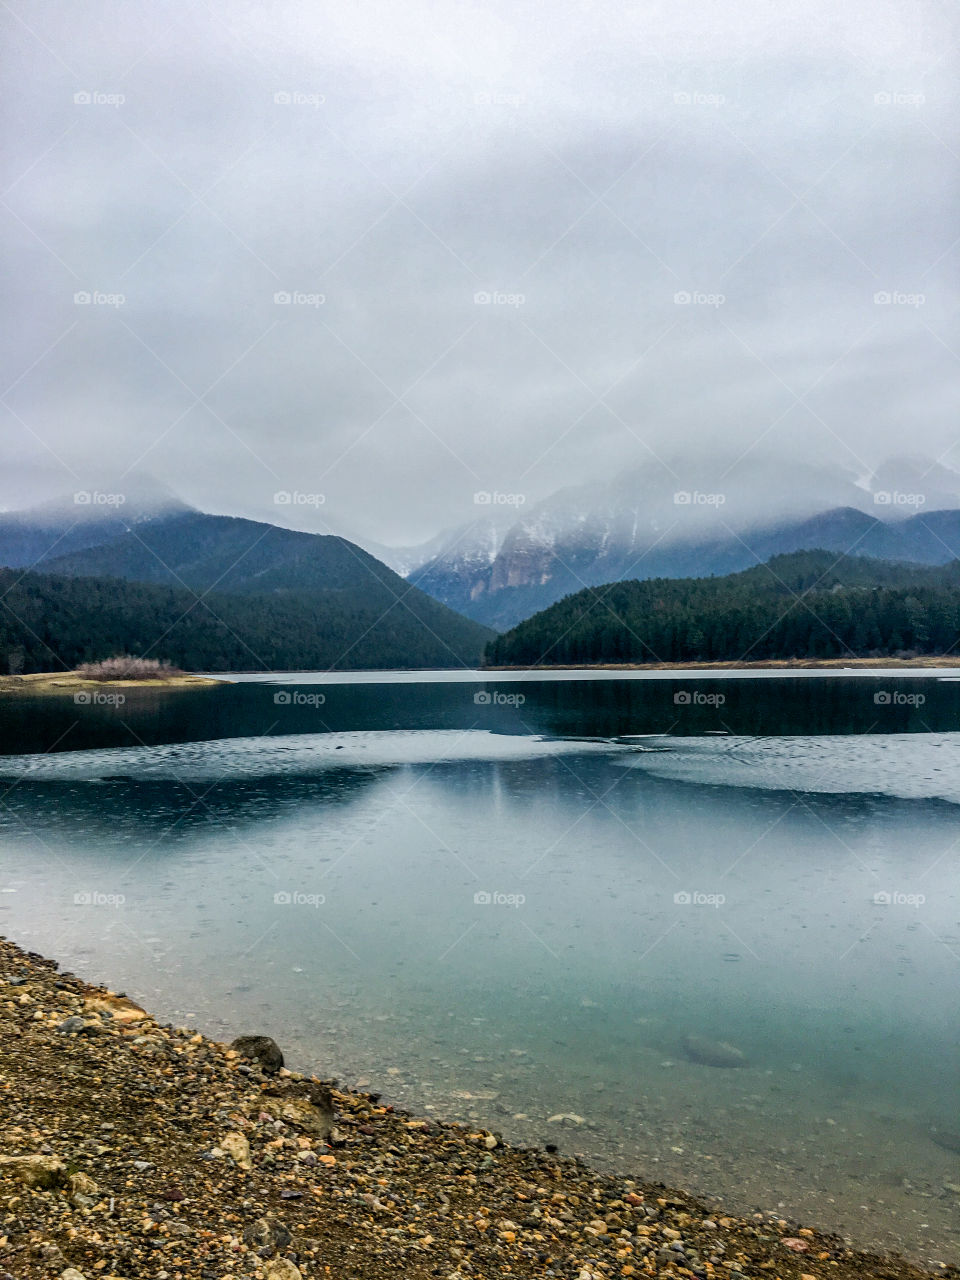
[231,1034,283,1073]
[0,1153,66,1189]
[681,1034,748,1068]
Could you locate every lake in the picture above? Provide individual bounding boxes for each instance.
[0,670,958,1266]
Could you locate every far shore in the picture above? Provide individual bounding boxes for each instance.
[484,655,960,671]
[0,671,227,696]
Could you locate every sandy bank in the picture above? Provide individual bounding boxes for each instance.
[0,672,226,696]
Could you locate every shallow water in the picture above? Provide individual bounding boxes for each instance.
[0,674,958,1265]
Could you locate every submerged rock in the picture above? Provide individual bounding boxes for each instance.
[682,1034,748,1068]
[231,1033,284,1073]
[929,1128,960,1154]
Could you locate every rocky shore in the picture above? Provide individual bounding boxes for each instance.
[0,937,955,1280]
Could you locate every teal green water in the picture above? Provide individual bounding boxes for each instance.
[0,674,958,1264]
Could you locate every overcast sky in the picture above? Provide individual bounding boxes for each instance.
[2,0,958,544]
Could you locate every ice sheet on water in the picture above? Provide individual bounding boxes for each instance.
[623,732,960,803]
[0,729,624,783]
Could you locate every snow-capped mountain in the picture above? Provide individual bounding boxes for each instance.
[404,455,960,629]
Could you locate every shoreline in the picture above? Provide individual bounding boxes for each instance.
[1,936,955,1280]
[0,672,227,696]
[484,656,960,672]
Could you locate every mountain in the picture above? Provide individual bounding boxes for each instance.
[0,563,493,673]
[0,477,191,571]
[486,550,960,667]
[0,509,493,671]
[406,456,960,629]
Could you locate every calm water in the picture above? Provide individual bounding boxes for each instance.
[1,672,958,1265]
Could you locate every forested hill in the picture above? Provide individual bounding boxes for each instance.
[0,568,493,673]
[485,551,960,667]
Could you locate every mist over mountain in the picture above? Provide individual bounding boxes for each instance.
[0,477,191,570]
[3,454,960,638]
[403,454,960,628]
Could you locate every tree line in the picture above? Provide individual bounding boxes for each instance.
[0,568,490,674]
[485,551,960,666]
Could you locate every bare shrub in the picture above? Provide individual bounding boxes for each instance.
[74,656,186,682]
